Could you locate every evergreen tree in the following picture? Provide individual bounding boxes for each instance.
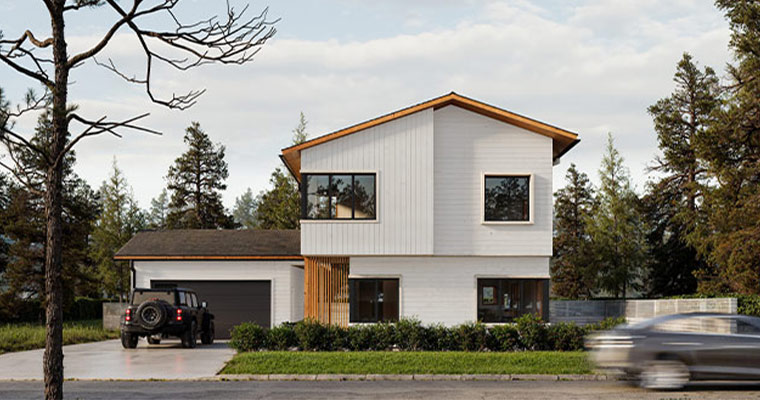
[551,164,597,299]
[643,53,719,296]
[233,188,259,229]
[692,1,760,294]
[0,112,100,318]
[90,160,145,301]
[292,112,309,145]
[147,189,170,230]
[166,122,234,229]
[586,134,649,298]
[254,168,301,229]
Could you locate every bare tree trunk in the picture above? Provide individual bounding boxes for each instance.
[44,4,68,399]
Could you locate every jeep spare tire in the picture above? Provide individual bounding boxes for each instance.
[136,301,169,330]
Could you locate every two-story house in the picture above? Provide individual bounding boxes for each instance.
[280,92,579,326]
[116,92,579,336]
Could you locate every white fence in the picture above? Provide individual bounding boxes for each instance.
[549,298,737,325]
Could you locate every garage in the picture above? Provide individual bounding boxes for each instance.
[114,229,304,338]
[151,280,271,339]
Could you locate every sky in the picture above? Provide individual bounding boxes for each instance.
[0,0,733,209]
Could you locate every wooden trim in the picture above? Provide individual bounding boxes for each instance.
[281,92,580,181]
[113,255,304,261]
[304,256,349,326]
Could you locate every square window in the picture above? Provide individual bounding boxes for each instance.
[484,175,531,222]
[349,278,399,323]
[302,173,376,220]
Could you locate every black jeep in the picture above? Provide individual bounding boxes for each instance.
[120,287,215,349]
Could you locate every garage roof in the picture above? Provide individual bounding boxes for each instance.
[114,229,302,260]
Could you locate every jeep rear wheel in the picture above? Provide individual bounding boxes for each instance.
[121,332,138,349]
[201,320,215,345]
[181,321,197,348]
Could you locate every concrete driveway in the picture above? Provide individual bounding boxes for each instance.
[0,339,235,380]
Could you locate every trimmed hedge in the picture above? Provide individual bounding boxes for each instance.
[228,315,625,353]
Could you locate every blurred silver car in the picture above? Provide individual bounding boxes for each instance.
[586,312,760,389]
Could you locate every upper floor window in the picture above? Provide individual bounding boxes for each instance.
[484,175,531,222]
[302,173,376,220]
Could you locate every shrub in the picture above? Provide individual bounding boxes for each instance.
[345,325,373,351]
[424,324,455,351]
[395,318,427,351]
[294,319,332,351]
[587,316,626,332]
[488,324,520,351]
[367,322,396,350]
[738,294,760,317]
[547,322,586,351]
[267,323,298,350]
[453,322,488,351]
[229,322,267,352]
[515,314,548,350]
[328,324,348,351]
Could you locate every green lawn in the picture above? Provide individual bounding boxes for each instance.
[0,320,119,355]
[221,351,594,375]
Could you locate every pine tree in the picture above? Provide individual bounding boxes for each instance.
[147,189,170,230]
[586,134,649,298]
[643,53,719,296]
[692,1,760,294]
[292,112,308,145]
[166,122,234,229]
[551,164,597,299]
[233,188,259,229]
[90,160,145,301]
[254,168,301,230]
[0,112,100,318]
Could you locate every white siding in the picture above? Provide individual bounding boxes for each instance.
[300,109,435,255]
[133,261,304,326]
[351,256,549,326]
[433,106,553,256]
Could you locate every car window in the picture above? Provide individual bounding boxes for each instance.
[178,291,187,306]
[190,293,198,308]
[132,290,174,304]
[652,316,731,334]
[736,319,760,335]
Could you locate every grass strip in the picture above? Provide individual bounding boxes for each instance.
[0,319,119,354]
[221,351,593,375]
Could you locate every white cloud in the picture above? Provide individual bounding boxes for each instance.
[0,0,733,207]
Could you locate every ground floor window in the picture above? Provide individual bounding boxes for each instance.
[477,278,549,322]
[349,278,399,323]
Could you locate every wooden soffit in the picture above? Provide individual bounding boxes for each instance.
[280,92,580,181]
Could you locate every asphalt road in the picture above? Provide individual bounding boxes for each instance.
[3,380,760,400]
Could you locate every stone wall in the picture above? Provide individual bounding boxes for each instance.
[550,298,737,325]
[102,302,128,331]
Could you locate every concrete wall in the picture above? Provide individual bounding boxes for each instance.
[103,302,128,331]
[351,256,550,326]
[550,298,738,325]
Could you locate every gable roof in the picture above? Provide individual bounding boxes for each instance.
[114,229,302,261]
[281,92,580,181]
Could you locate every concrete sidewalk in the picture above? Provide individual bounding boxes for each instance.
[0,339,234,380]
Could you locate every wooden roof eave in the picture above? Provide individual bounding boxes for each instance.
[280,93,580,182]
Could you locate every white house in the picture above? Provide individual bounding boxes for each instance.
[117,92,579,334]
[280,92,579,326]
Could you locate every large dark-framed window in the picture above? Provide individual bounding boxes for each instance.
[301,173,376,220]
[349,278,399,323]
[477,278,548,322]
[483,174,531,222]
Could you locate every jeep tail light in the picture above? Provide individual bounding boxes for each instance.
[125,308,131,322]
[176,308,182,321]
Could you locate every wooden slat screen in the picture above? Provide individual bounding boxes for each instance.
[304,256,349,326]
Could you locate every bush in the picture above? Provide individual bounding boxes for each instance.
[453,322,489,351]
[65,297,105,321]
[229,322,267,352]
[488,324,520,351]
[547,322,586,351]
[424,324,455,351]
[587,316,626,332]
[294,319,333,351]
[738,294,760,317]
[515,314,548,350]
[267,323,297,350]
[395,318,427,351]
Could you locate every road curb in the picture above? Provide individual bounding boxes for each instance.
[0,374,615,382]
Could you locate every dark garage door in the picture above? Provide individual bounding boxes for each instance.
[151,280,271,339]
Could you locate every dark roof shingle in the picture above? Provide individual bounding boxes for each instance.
[114,229,301,259]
